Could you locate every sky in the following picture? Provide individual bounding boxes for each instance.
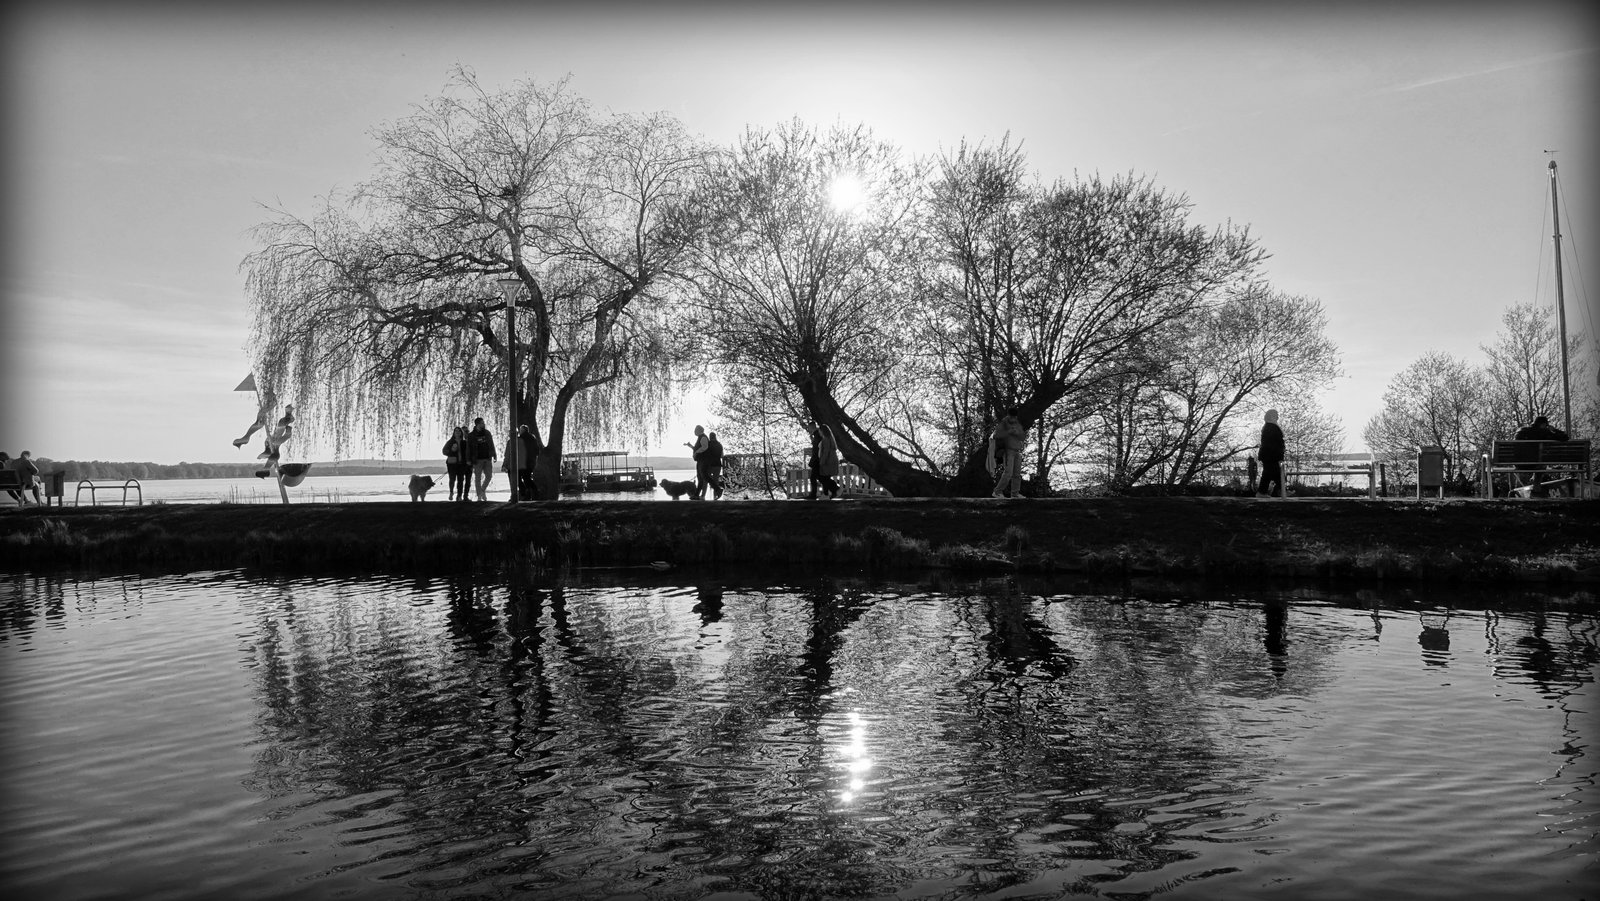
[2,1,1595,465]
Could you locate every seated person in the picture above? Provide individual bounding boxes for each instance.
[1514,415,1569,442]
[1511,415,1572,497]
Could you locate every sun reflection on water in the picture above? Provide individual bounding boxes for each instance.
[837,708,873,806]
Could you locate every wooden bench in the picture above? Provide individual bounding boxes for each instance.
[2,469,69,505]
[1282,462,1379,499]
[0,469,24,504]
[1481,439,1592,498]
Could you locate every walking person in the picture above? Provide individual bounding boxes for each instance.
[808,424,841,500]
[468,417,496,502]
[1257,409,1286,498]
[443,426,470,502]
[686,425,710,500]
[702,431,725,500]
[988,407,1026,498]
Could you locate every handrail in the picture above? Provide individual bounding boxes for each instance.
[781,463,889,498]
[1283,461,1378,499]
[75,478,143,506]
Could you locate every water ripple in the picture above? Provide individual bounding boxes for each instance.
[1,575,1595,899]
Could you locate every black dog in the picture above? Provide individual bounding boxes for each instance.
[408,474,436,502]
[659,478,697,500]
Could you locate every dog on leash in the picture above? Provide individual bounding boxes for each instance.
[659,478,698,500]
[408,474,436,502]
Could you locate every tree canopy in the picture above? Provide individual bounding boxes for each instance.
[242,68,705,497]
[244,73,1346,497]
[681,131,1282,495]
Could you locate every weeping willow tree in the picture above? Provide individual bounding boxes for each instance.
[241,67,706,498]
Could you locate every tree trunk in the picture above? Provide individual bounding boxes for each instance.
[794,368,1063,497]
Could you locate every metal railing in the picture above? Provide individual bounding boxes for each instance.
[76,478,143,506]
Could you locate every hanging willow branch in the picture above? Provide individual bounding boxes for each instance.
[241,67,707,493]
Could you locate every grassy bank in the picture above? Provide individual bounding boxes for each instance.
[3,496,1598,585]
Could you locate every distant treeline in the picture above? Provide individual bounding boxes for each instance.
[29,457,701,481]
[32,460,422,481]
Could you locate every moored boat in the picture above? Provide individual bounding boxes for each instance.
[561,450,657,493]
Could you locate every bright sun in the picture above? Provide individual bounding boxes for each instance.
[828,173,867,214]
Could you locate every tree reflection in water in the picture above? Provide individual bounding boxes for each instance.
[217,573,1600,898]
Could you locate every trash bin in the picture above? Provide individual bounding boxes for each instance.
[1416,445,1448,499]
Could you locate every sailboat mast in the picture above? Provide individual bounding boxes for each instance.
[1549,160,1572,434]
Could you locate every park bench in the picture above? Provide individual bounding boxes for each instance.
[0,469,22,504]
[1480,439,1592,498]
[2,469,69,506]
[1282,461,1379,499]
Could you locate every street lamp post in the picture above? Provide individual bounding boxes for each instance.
[495,276,523,503]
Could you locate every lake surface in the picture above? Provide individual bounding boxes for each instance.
[91,470,705,505]
[1,573,1594,900]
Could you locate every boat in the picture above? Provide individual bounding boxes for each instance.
[560,451,658,494]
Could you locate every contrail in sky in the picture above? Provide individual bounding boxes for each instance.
[1378,48,1592,94]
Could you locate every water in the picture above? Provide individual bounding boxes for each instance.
[1,574,1594,900]
[93,470,705,505]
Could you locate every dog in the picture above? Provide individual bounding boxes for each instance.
[408,474,436,502]
[659,478,698,500]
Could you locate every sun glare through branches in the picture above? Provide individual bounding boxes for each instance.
[828,173,867,215]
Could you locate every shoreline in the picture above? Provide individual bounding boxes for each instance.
[2,496,1598,587]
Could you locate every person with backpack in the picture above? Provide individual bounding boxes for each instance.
[467,417,497,502]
